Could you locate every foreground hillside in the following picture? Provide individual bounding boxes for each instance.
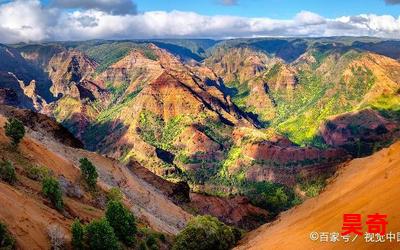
[236,141,400,250]
[0,105,193,248]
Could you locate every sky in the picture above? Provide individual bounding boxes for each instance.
[0,0,399,43]
[135,0,400,18]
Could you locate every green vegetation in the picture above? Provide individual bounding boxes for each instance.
[137,227,167,250]
[264,63,282,80]
[270,71,331,145]
[240,181,300,217]
[367,94,400,121]
[83,88,142,150]
[85,219,120,250]
[172,215,240,250]
[4,117,25,147]
[199,118,233,147]
[107,187,123,203]
[311,50,328,69]
[268,63,376,146]
[79,158,98,190]
[105,201,137,246]
[72,201,140,249]
[0,161,17,185]
[106,81,130,102]
[186,166,220,185]
[83,42,159,73]
[344,66,375,100]
[0,222,15,250]
[71,220,84,250]
[138,111,186,151]
[229,80,251,109]
[84,42,133,73]
[299,176,327,198]
[42,177,63,211]
[143,50,158,61]
[212,50,380,148]
[219,146,241,178]
[71,219,120,250]
[26,165,52,181]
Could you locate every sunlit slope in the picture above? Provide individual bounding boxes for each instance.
[0,109,192,249]
[236,141,400,250]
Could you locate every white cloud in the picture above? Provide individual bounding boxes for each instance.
[0,0,399,43]
[295,11,326,25]
[0,0,59,43]
[52,0,137,15]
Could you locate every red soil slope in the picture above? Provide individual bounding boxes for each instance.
[237,141,400,250]
[0,111,192,249]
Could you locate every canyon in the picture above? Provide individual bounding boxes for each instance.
[0,37,399,249]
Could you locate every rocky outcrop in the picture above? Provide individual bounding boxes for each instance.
[47,50,100,99]
[320,109,400,156]
[189,194,268,230]
[264,63,298,91]
[127,161,191,204]
[0,70,36,110]
[241,137,350,185]
[0,105,83,148]
[244,141,348,165]
[99,49,164,95]
[205,47,272,83]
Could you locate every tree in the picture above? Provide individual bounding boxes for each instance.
[79,158,98,189]
[0,161,17,184]
[0,222,15,249]
[71,220,84,250]
[4,118,25,147]
[85,219,120,250]
[172,216,239,250]
[105,200,137,246]
[42,177,63,211]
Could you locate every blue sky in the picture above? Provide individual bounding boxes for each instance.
[0,0,399,43]
[136,0,399,18]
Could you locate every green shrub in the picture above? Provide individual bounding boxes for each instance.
[106,187,123,203]
[145,234,157,249]
[172,215,238,250]
[0,222,15,249]
[105,201,137,246]
[242,181,298,216]
[71,220,84,250]
[79,158,98,189]
[139,240,148,250]
[4,118,25,147]
[42,177,63,211]
[0,161,17,185]
[299,176,327,198]
[137,228,166,250]
[27,166,52,181]
[85,219,120,250]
